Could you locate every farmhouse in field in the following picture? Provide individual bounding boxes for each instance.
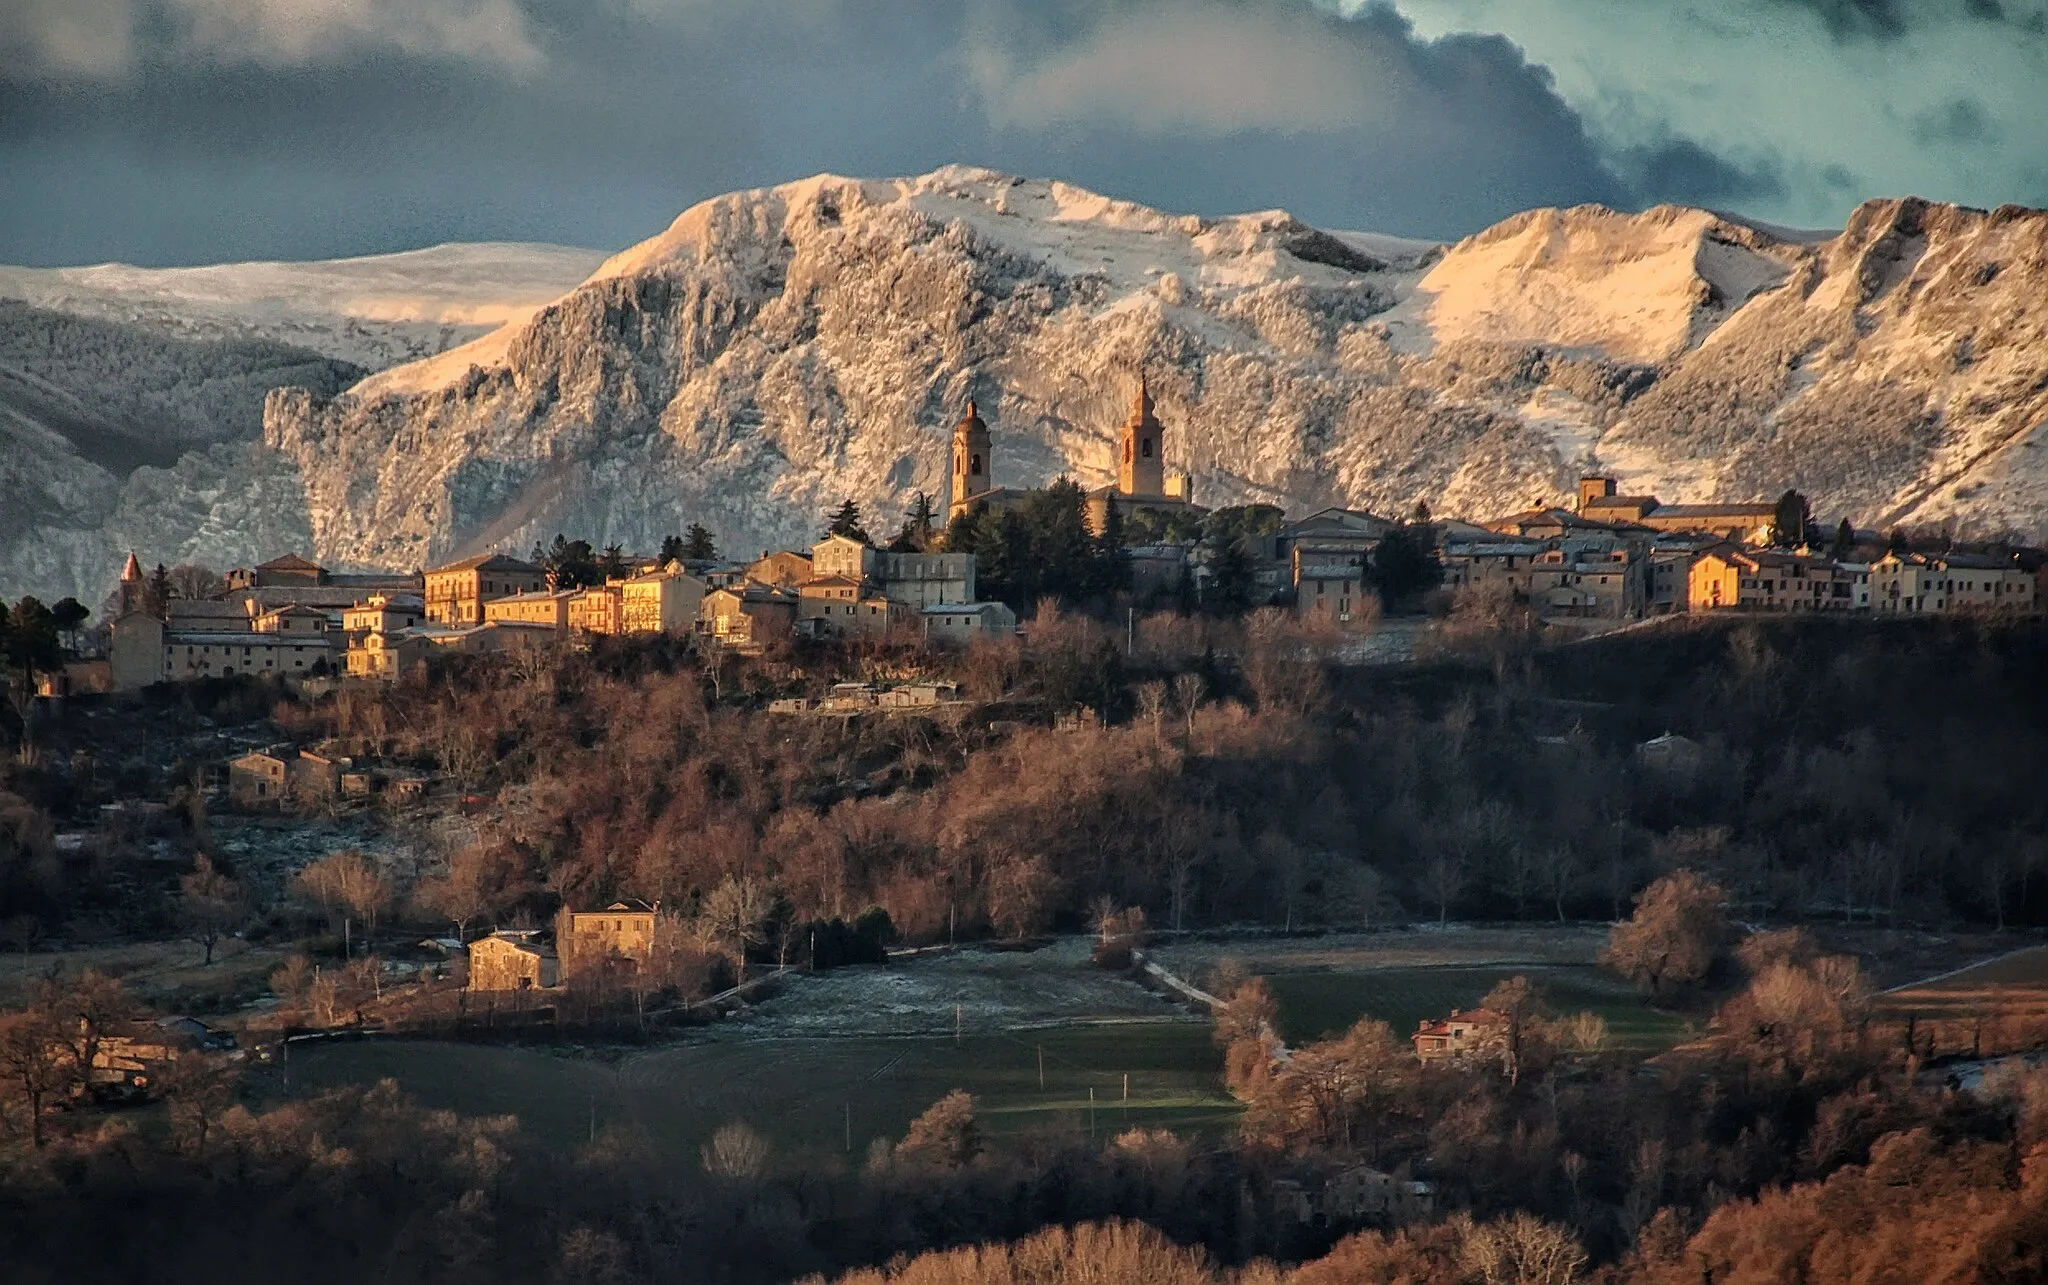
[560,900,657,972]
[466,930,559,991]
[1412,1007,1507,1063]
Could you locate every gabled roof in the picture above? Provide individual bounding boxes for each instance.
[428,553,543,575]
[486,589,575,604]
[1647,503,1776,520]
[1487,507,1629,534]
[920,601,1010,615]
[1938,552,2021,571]
[1288,507,1394,532]
[256,552,325,573]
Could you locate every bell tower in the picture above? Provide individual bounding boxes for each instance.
[950,399,991,521]
[1118,375,1165,498]
[118,551,146,616]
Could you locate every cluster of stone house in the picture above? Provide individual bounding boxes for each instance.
[224,745,423,807]
[102,527,1021,689]
[1440,476,2040,621]
[92,410,2045,694]
[464,900,658,991]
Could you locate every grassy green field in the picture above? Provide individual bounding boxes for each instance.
[1878,946,2048,1021]
[275,1020,1235,1160]
[1263,964,1690,1051]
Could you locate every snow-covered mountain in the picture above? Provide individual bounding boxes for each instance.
[10,169,2048,606]
[0,244,606,605]
[0,243,609,370]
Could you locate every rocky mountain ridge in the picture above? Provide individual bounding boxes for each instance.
[9,169,2048,605]
[0,244,605,605]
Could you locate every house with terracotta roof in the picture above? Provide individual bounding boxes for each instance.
[1412,1007,1507,1063]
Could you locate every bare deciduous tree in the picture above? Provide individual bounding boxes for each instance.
[701,1119,771,1178]
[180,854,246,965]
[1600,869,1731,1000]
[1461,1212,1588,1285]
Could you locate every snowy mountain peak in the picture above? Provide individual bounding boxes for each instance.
[6,174,2048,607]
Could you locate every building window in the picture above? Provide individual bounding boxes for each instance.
[1142,439,1153,458]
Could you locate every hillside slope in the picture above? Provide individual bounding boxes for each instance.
[0,244,606,604]
[9,172,2047,605]
[265,171,2048,576]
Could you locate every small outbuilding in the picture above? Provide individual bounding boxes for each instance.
[227,752,289,807]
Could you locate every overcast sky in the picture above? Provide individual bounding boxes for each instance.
[2,0,2042,266]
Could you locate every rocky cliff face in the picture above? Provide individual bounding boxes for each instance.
[264,170,2048,574]
[0,244,604,604]
[12,170,2047,604]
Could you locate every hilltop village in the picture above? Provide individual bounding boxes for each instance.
[28,380,2039,704]
[5,379,2048,1285]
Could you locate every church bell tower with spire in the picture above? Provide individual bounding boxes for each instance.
[1118,375,1165,498]
[950,399,992,521]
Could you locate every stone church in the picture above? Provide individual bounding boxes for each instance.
[945,377,1202,535]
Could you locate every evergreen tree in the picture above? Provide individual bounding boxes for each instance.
[598,543,629,582]
[1887,527,1911,556]
[683,522,718,561]
[893,491,937,551]
[1205,537,1257,615]
[5,598,62,679]
[48,599,89,652]
[658,534,686,565]
[1771,489,1816,549]
[538,534,599,588]
[825,499,869,543]
[1827,518,1857,562]
[943,481,1124,608]
[146,564,172,618]
[1411,498,1433,524]
[1369,525,1443,609]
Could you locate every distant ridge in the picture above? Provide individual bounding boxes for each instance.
[5,171,2047,604]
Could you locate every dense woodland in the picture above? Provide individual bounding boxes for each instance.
[278,612,2048,944]
[5,610,2048,962]
[4,611,2048,1281]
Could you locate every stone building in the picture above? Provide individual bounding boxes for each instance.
[1871,551,2039,613]
[746,550,813,588]
[423,553,547,626]
[567,585,624,635]
[1689,549,1859,612]
[945,400,1031,523]
[482,589,575,635]
[1575,476,1777,543]
[227,752,288,806]
[702,585,799,649]
[342,594,425,635]
[921,601,1018,644]
[467,930,558,991]
[620,562,707,633]
[1412,1008,1506,1063]
[1082,378,1203,536]
[561,900,658,972]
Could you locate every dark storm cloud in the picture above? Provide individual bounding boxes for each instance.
[1621,138,1787,208]
[1911,98,1999,145]
[1774,0,2042,37]
[0,0,1631,265]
